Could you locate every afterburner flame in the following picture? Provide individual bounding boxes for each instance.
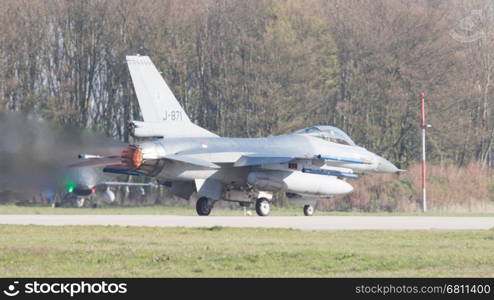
[121,145,142,169]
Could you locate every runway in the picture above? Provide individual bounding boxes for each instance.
[1,215,494,230]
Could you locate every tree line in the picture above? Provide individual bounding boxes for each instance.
[1,0,493,169]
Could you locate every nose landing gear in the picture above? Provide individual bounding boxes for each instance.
[303,204,314,216]
[255,198,271,216]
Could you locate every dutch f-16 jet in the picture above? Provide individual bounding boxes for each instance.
[75,55,400,216]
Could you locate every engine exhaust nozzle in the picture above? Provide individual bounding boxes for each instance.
[121,145,143,169]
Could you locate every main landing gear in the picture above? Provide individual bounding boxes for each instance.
[196,196,272,216]
[196,196,214,216]
[195,195,313,216]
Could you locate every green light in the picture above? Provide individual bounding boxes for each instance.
[66,184,75,193]
[63,178,77,193]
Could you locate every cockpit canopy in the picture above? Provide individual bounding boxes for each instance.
[294,125,356,146]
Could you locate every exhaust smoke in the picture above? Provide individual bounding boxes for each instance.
[0,112,124,200]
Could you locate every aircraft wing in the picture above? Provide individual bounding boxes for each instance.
[233,156,296,167]
[231,151,377,168]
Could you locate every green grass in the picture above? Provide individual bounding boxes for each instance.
[1,225,494,277]
[3,204,494,216]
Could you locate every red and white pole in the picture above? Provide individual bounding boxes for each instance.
[420,92,427,212]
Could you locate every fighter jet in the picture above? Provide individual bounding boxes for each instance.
[76,55,401,216]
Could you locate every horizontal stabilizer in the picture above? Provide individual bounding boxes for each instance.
[68,157,120,168]
[103,166,146,176]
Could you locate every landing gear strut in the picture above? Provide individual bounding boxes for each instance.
[303,204,314,216]
[196,197,214,216]
[255,198,270,216]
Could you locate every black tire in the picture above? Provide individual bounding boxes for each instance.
[196,197,212,216]
[303,204,314,216]
[255,198,270,216]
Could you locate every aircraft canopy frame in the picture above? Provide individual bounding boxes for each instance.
[294,125,356,146]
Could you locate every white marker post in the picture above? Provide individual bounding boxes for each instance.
[420,92,427,212]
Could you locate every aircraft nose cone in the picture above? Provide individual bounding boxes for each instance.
[376,156,399,173]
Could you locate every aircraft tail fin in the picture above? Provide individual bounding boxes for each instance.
[126,55,217,138]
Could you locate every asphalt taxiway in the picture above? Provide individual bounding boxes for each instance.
[1,215,493,230]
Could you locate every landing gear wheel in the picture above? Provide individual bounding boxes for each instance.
[303,205,314,216]
[255,198,270,216]
[196,197,213,216]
